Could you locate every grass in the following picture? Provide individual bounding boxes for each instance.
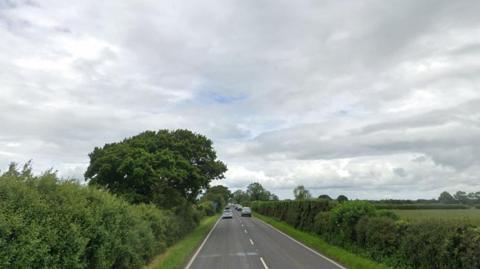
[254,213,391,269]
[392,208,480,224]
[145,214,219,269]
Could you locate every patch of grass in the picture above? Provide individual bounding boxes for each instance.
[145,214,219,269]
[392,208,480,224]
[254,213,391,269]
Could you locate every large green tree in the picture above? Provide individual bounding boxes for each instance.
[201,185,232,211]
[438,191,456,204]
[246,182,274,201]
[232,190,250,204]
[84,129,227,208]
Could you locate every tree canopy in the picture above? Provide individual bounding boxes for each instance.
[438,191,456,204]
[200,185,232,211]
[84,129,227,208]
[293,185,312,200]
[337,194,349,202]
[318,194,333,200]
[232,190,250,204]
[246,182,275,201]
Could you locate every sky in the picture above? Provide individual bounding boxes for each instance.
[1,0,480,199]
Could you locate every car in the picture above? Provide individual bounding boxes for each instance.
[241,207,251,217]
[236,205,243,211]
[222,209,233,219]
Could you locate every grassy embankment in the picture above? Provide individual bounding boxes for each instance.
[146,214,219,269]
[254,213,391,269]
[392,208,480,224]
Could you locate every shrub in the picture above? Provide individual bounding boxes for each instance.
[198,201,216,216]
[397,220,455,269]
[0,171,199,269]
[251,199,333,230]
[446,226,480,269]
[355,216,398,259]
[329,201,376,244]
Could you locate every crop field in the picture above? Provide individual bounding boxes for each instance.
[392,208,480,224]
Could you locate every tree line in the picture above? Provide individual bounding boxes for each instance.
[438,190,480,204]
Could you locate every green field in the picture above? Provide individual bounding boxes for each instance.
[392,208,480,224]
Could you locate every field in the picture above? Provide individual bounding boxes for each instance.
[392,208,480,224]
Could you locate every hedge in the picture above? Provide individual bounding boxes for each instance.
[252,199,334,231]
[253,200,480,269]
[0,172,202,269]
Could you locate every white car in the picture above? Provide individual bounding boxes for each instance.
[241,207,251,217]
[222,209,233,219]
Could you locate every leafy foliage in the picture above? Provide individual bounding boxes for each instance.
[231,190,250,204]
[84,129,227,208]
[293,185,312,200]
[246,182,274,201]
[200,185,231,212]
[0,166,202,269]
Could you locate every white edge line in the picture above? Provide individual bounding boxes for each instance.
[184,217,221,269]
[254,216,347,269]
[259,257,269,269]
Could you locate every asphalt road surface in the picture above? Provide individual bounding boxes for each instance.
[186,209,345,269]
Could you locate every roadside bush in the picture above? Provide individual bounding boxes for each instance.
[446,226,480,269]
[0,170,199,269]
[198,201,216,216]
[398,220,454,269]
[355,216,398,259]
[329,201,376,244]
[252,199,333,230]
[313,211,334,238]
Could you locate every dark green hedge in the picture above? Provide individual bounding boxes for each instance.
[0,173,202,269]
[253,200,480,269]
[375,203,470,210]
[252,199,334,231]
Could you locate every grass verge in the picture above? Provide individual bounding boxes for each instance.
[254,213,391,269]
[145,214,219,269]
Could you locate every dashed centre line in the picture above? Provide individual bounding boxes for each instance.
[249,238,254,246]
[260,257,269,269]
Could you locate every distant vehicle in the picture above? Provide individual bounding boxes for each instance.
[236,205,243,211]
[241,207,251,217]
[222,209,233,219]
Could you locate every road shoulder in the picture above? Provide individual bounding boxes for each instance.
[145,214,220,269]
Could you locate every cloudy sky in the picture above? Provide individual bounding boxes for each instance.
[1,0,480,199]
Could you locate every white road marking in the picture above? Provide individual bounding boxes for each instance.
[260,257,269,269]
[185,217,221,269]
[244,229,248,234]
[255,218,346,269]
[200,252,258,258]
[249,238,254,246]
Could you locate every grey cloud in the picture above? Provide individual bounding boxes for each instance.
[1,0,480,198]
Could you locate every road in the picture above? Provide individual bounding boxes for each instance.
[186,209,345,269]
